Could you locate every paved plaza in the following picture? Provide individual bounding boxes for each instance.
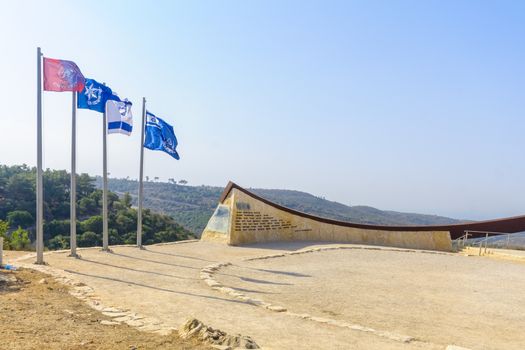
[12,241,525,349]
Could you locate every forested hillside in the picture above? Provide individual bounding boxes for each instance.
[0,164,193,250]
[99,178,221,234]
[100,178,463,235]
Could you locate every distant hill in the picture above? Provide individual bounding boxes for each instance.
[98,178,464,235]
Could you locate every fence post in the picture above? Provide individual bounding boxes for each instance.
[484,233,488,255]
[506,234,510,249]
[0,237,3,266]
[478,237,483,256]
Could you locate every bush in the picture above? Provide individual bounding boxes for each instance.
[78,231,100,247]
[80,216,103,234]
[10,226,31,250]
[7,210,34,228]
[44,219,70,236]
[78,196,97,216]
[108,228,123,245]
[48,235,69,250]
[0,219,9,249]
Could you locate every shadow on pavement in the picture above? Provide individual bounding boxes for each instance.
[77,257,198,280]
[249,268,311,278]
[143,247,218,263]
[64,269,254,306]
[240,241,341,251]
[239,276,293,286]
[110,252,201,270]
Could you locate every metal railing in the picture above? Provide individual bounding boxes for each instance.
[458,230,512,255]
[454,232,470,249]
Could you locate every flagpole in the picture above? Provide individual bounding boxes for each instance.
[69,92,78,257]
[35,47,44,265]
[102,91,109,251]
[137,97,146,248]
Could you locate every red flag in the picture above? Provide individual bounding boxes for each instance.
[43,57,85,92]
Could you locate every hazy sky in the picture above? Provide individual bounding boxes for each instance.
[1,0,524,220]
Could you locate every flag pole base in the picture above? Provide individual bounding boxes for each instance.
[101,247,113,253]
[68,253,80,259]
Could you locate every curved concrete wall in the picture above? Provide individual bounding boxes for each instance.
[201,185,452,251]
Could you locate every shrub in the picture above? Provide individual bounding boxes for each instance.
[80,216,103,234]
[78,231,100,247]
[0,219,10,249]
[7,210,34,228]
[10,226,31,250]
[48,235,69,250]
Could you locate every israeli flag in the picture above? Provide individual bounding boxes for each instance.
[144,111,180,160]
[106,94,133,135]
[77,78,113,113]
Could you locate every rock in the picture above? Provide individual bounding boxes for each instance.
[38,278,47,284]
[126,320,145,327]
[103,312,129,318]
[102,307,121,313]
[0,272,17,284]
[310,316,330,323]
[179,318,259,349]
[211,346,232,350]
[112,315,133,322]
[266,305,287,312]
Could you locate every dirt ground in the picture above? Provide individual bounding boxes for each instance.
[0,268,209,350]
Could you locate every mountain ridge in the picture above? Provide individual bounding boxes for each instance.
[97,177,464,235]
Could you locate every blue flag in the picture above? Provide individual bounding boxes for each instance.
[144,111,180,160]
[77,78,114,113]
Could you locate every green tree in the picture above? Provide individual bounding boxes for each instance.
[44,219,70,237]
[7,210,34,228]
[48,235,69,250]
[122,192,132,208]
[6,172,35,216]
[43,169,69,220]
[78,231,100,247]
[108,228,123,245]
[78,196,97,216]
[80,216,103,234]
[77,173,95,197]
[10,226,31,250]
[0,219,9,249]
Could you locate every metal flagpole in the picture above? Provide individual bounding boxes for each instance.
[36,47,44,265]
[137,97,146,248]
[69,92,78,257]
[102,95,109,251]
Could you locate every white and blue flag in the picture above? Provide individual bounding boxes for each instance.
[106,94,133,135]
[144,111,179,160]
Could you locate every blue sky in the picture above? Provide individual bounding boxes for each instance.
[1,0,524,220]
